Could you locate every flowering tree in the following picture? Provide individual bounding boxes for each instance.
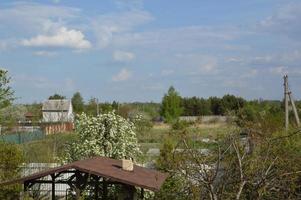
[62,112,141,162]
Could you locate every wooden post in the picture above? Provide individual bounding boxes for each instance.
[140,188,144,199]
[284,75,289,130]
[288,91,300,126]
[102,178,108,199]
[23,181,29,199]
[284,75,300,129]
[51,174,55,200]
[94,176,99,200]
[75,171,81,200]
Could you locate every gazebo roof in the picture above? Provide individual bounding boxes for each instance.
[0,156,168,191]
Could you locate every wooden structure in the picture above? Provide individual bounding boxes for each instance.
[42,122,74,135]
[42,99,74,123]
[0,156,168,200]
[284,75,300,130]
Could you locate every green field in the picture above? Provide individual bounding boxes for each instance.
[19,122,236,163]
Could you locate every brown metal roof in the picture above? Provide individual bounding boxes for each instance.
[0,156,168,191]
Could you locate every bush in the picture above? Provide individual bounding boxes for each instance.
[172,120,191,131]
[0,142,24,199]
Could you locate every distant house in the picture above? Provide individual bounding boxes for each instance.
[42,100,74,123]
[24,112,38,123]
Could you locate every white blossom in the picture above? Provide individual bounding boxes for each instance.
[62,112,141,163]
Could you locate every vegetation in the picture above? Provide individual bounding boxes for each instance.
[181,94,246,116]
[48,93,66,100]
[0,69,14,110]
[161,86,183,123]
[61,112,141,162]
[0,142,24,199]
[71,91,85,114]
[1,73,300,199]
[154,106,301,200]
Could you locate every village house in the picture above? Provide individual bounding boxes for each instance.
[42,99,74,123]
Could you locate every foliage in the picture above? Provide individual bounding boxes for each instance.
[155,135,200,200]
[100,102,114,113]
[84,97,98,116]
[236,100,283,130]
[156,138,176,171]
[161,86,183,123]
[21,133,78,163]
[154,108,301,200]
[181,96,211,116]
[181,95,246,116]
[154,176,193,200]
[72,92,85,114]
[0,104,27,130]
[48,93,66,100]
[209,97,225,115]
[62,112,141,162]
[221,94,245,113]
[131,113,153,134]
[117,104,132,118]
[171,120,191,131]
[24,102,42,122]
[0,69,14,110]
[0,142,24,199]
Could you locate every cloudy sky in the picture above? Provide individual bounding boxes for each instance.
[1,0,301,103]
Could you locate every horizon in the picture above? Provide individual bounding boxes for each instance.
[1,0,301,103]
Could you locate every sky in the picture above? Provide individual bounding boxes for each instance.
[1,0,301,103]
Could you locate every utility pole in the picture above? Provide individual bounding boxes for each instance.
[284,75,289,130]
[96,98,100,116]
[284,75,300,130]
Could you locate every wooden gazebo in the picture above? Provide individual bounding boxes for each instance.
[1,156,168,200]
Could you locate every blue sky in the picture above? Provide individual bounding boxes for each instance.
[1,0,301,103]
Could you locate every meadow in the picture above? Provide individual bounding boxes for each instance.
[19,122,236,163]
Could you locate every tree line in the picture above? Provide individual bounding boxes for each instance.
[19,86,289,125]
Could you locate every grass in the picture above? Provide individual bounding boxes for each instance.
[19,122,236,163]
[136,122,237,161]
[137,123,236,143]
[20,132,78,163]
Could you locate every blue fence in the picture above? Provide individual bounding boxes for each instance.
[0,130,45,144]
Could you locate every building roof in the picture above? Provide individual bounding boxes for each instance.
[42,100,71,111]
[0,156,168,191]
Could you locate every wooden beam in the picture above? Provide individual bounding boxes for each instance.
[141,188,144,199]
[102,178,108,199]
[51,174,55,200]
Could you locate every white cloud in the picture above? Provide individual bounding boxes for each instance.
[92,10,153,48]
[112,26,248,51]
[0,41,7,51]
[13,74,56,89]
[21,27,91,49]
[161,69,174,76]
[34,51,57,57]
[113,50,135,62]
[226,57,244,63]
[175,53,218,75]
[249,50,301,66]
[240,69,258,78]
[115,0,144,10]
[269,66,288,75]
[201,60,217,72]
[259,3,301,41]
[13,74,76,92]
[0,2,80,34]
[269,66,301,76]
[142,84,164,91]
[112,68,132,81]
